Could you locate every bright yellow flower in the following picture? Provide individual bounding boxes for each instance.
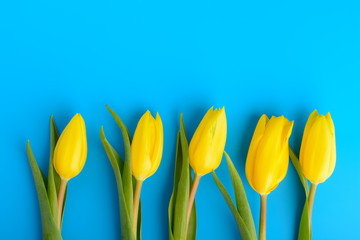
[131,110,163,181]
[189,107,227,176]
[245,115,294,195]
[299,110,336,184]
[53,114,87,180]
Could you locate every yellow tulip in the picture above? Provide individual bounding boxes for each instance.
[131,110,163,235]
[245,115,294,195]
[245,114,293,240]
[186,107,227,233]
[131,110,163,181]
[299,110,336,184]
[189,107,227,176]
[53,113,87,230]
[53,113,87,180]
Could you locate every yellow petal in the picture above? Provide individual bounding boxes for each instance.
[53,114,87,180]
[146,113,164,178]
[189,107,215,156]
[189,107,227,175]
[325,112,335,135]
[327,130,336,179]
[300,110,319,162]
[300,116,333,183]
[246,115,293,194]
[131,111,163,181]
[131,111,155,180]
[245,114,269,191]
[325,112,336,179]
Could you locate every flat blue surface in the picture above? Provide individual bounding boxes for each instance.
[1,0,359,239]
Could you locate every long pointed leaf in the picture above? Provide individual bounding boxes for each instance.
[40,168,48,187]
[289,146,309,196]
[47,116,60,226]
[173,114,190,240]
[101,127,135,240]
[212,171,253,240]
[106,105,133,224]
[168,133,181,240]
[168,130,197,240]
[48,116,62,195]
[289,146,311,240]
[27,141,62,240]
[298,201,310,240]
[100,126,124,172]
[224,152,257,240]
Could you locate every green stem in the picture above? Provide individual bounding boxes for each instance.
[133,179,143,238]
[308,183,317,230]
[57,179,67,231]
[259,194,267,240]
[186,173,201,235]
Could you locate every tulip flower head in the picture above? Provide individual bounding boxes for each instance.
[245,115,294,195]
[299,110,336,184]
[131,110,164,181]
[189,107,227,176]
[53,114,87,180]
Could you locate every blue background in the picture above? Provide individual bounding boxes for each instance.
[1,0,359,239]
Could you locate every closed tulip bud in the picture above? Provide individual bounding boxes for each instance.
[131,110,163,235]
[53,114,87,180]
[299,110,336,184]
[186,107,227,232]
[131,110,164,181]
[189,107,227,176]
[245,115,294,195]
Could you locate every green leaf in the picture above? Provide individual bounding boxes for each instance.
[48,116,62,195]
[47,116,60,227]
[106,105,133,224]
[101,127,135,240]
[173,114,191,240]
[289,146,309,196]
[40,168,48,187]
[169,114,191,240]
[27,141,62,240]
[224,152,257,240]
[168,133,181,240]
[212,171,253,240]
[289,146,311,240]
[298,201,311,240]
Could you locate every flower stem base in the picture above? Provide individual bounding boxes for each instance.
[57,178,68,231]
[259,194,267,240]
[186,173,201,234]
[308,183,317,230]
[133,179,143,238]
